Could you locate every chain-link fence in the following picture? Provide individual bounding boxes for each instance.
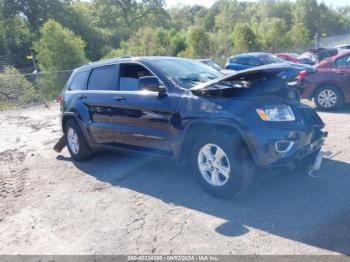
[0,68,72,110]
[319,33,350,48]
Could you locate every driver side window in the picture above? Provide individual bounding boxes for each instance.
[119,63,154,91]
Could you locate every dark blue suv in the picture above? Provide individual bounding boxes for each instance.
[225,52,284,71]
[56,57,327,198]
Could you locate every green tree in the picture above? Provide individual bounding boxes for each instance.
[59,2,108,60]
[33,20,87,98]
[214,0,249,32]
[0,17,33,55]
[289,23,311,50]
[179,26,210,58]
[292,0,319,37]
[232,23,259,53]
[0,66,39,109]
[2,0,69,30]
[258,18,289,51]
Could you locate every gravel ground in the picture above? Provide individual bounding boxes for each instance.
[0,101,349,255]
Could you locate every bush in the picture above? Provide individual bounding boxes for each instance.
[0,67,40,109]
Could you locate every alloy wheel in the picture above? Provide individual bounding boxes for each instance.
[197,143,231,187]
[317,89,337,108]
[67,127,80,155]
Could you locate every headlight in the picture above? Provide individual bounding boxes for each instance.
[256,105,295,121]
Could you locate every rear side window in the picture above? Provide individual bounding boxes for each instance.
[87,65,118,90]
[69,70,90,90]
[229,57,248,64]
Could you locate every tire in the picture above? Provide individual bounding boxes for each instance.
[192,130,255,199]
[314,85,344,111]
[64,119,93,161]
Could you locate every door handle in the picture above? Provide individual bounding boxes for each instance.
[114,96,126,102]
[78,94,87,99]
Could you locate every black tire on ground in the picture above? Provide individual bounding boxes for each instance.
[314,85,344,111]
[64,119,93,161]
[192,130,255,199]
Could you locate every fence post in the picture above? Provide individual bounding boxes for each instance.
[314,33,319,49]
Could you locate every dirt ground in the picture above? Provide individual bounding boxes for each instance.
[0,101,349,255]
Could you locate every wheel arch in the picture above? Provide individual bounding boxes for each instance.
[312,83,344,100]
[61,112,93,147]
[179,120,258,166]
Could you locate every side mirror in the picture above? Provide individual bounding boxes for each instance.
[138,76,167,97]
[138,76,160,92]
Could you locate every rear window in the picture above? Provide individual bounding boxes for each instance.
[69,70,90,90]
[87,65,118,90]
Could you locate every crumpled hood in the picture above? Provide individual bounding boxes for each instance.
[190,63,310,91]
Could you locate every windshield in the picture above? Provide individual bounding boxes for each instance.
[260,54,284,64]
[153,59,224,88]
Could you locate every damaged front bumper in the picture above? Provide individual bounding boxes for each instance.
[246,106,327,169]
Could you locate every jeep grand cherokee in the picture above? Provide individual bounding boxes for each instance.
[55,57,327,198]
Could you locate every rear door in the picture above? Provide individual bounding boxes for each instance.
[84,64,120,144]
[64,69,91,124]
[109,62,172,153]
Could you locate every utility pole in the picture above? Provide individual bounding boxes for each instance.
[314,33,319,49]
[31,52,38,75]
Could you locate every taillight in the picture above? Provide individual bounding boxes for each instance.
[298,70,307,80]
[56,95,63,103]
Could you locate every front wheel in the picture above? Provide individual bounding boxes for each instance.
[314,86,344,110]
[192,131,255,199]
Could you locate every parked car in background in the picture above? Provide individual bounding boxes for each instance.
[197,59,235,74]
[225,52,284,71]
[275,53,300,63]
[55,57,326,198]
[301,50,350,110]
[298,52,317,65]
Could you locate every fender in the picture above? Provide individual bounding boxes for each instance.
[61,111,94,148]
[175,118,259,165]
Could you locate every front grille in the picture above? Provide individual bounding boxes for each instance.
[300,107,325,128]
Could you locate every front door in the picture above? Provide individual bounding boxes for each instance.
[110,63,172,153]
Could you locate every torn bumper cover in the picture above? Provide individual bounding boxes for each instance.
[246,112,327,169]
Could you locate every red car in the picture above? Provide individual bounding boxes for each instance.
[301,50,350,110]
[275,53,300,64]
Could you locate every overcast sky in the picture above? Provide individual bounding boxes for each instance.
[166,0,348,8]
